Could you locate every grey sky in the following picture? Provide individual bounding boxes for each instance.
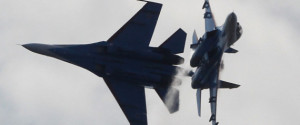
[1,0,300,125]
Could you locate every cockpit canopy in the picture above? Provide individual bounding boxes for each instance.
[236,22,243,41]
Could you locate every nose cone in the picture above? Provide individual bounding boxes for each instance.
[222,12,238,34]
[228,12,237,22]
[22,43,90,71]
[22,43,57,57]
[224,12,237,25]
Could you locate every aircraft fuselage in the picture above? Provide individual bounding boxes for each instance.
[191,0,243,124]
[191,12,240,89]
[23,42,184,88]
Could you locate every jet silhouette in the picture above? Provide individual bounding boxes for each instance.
[190,0,243,125]
[23,1,187,125]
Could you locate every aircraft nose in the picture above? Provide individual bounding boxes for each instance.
[22,43,56,57]
[228,12,237,22]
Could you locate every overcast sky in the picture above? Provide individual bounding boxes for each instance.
[1,0,300,125]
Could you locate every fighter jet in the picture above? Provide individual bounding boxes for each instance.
[23,1,187,125]
[190,0,243,125]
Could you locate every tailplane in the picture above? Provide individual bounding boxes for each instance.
[225,47,238,53]
[220,80,240,89]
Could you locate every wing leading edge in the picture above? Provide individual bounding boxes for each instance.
[107,2,162,49]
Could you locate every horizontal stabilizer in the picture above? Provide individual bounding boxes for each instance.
[155,87,179,113]
[225,47,238,53]
[220,80,240,89]
[159,28,187,54]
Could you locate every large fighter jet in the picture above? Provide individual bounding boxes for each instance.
[23,1,187,125]
[190,0,243,125]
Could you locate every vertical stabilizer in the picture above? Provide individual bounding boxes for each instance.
[159,28,187,54]
[203,0,216,32]
[191,30,199,50]
[196,89,202,117]
[209,85,218,125]
[193,30,199,44]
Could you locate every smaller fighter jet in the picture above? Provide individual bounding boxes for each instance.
[23,1,188,125]
[190,0,243,125]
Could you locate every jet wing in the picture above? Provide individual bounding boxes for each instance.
[155,87,179,113]
[103,77,147,125]
[107,2,162,49]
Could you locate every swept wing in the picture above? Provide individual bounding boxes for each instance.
[107,2,162,49]
[103,78,147,125]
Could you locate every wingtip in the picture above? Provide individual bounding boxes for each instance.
[177,28,186,35]
[137,0,152,3]
[137,0,162,5]
[137,0,147,2]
